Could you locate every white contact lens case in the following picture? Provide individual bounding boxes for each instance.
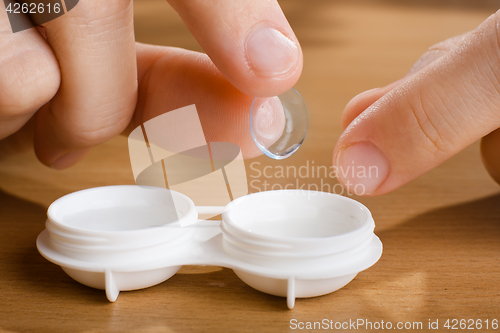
[37,186,382,309]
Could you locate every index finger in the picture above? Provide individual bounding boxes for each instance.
[167,0,303,97]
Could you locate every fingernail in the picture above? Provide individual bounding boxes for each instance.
[335,142,390,195]
[246,25,299,77]
[51,149,89,170]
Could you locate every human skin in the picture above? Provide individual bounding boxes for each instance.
[334,10,500,195]
[0,0,302,168]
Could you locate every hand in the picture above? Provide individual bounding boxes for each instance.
[333,10,500,196]
[0,0,302,168]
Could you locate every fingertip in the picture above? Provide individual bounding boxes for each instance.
[333,141,391,196]
[34,102,132,169]
[223,28,303,98]
[168,0,302,98]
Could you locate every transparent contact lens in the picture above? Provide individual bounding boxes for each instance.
[250,88,309,160]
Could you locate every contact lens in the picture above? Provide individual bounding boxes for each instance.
[250,88,309,159]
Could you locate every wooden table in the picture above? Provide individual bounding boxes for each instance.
[1,1,499,332]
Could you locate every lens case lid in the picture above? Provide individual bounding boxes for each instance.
[37,186,382,309]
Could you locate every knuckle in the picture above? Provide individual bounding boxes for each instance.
[427,33,469,53]
[67,127,116,148]
[404,94,455,157]
[0,51,59,117]
[53,108,133,149]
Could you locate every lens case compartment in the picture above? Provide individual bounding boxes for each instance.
[37,185,382,309]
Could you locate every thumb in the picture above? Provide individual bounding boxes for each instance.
[333,10,500,196]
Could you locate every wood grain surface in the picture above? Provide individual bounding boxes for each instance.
[1,1,499,332]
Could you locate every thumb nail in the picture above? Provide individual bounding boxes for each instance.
[246,25,299,77]
[335,141,390,195]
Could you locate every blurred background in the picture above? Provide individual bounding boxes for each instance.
[1,1,500,332]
